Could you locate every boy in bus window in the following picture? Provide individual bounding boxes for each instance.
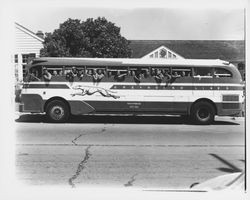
[42,67,52,81]
[134,69,143,83]
[153,69,164,83]
[71,67,78,77]
[164,70,172,83]
[167,71,180,84]
[108,71,112,78]
[26,69,40,82]
[77,69,85,80]
[92,69,105,84]
[172,71,181,78]
[114,70,127,82]
[66,67,77,82]
[86,69,93,76]
[144,69,150,78]
[53,70,58,76]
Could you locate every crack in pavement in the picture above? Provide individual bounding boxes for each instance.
[72,134,85,145]
[68,145,91,188]
[124,173,138,187]
[71,127,107,145]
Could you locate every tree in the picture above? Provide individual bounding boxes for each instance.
[41,17,132,58]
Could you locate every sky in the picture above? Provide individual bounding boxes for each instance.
[10,0,245,40]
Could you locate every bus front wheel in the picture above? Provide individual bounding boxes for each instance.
[191,101,215,125]
[46,100,70,123]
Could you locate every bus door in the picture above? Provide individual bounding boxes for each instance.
[192,67,214,99]
[171,67,193,113]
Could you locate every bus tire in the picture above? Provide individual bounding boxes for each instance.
[45,100,70,123]
[191,101,215,125]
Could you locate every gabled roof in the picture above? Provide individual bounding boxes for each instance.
[142,45,185,59]
[129,40,245,62]
[15,22,44,43]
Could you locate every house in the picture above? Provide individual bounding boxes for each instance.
[129,40,244,62]
[14,22,44,81]
[129,40,245,79]
[130,40,245,60]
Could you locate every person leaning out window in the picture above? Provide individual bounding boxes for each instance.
[42,67,52,81]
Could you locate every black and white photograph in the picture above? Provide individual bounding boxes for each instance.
[0,0,248,199]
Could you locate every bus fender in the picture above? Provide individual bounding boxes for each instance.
[69,100,95,115]
[21,93,44,113]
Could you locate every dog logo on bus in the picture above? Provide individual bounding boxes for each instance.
[71,85,120,99]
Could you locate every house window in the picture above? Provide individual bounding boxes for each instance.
[150,54,154,58]
[14,54,18,63]
[22,54,29,63]
[154,51,158,58]
[22,53,36,64]
[168,51,172,58]
[14,64,18,81]
[160,49,167,58]
[173,54,176,59]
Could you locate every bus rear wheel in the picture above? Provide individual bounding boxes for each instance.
[191,101,215,125]
[45,100,70,123]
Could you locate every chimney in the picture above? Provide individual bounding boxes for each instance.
[36,30,44,39]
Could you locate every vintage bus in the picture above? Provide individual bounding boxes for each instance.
[19,57,244,124]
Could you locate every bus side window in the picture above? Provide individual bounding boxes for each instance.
[49,67,64,81]
[193,67,213,78]
[152,68,164,83]
[171,68,186,78]
[144,68,150,78]
[26,67,41,82]
[52,70,58,76]
[86,69,93,76]
[108,71,112,77]
[214,68,232,78]
[93,68,105,83]
[77,69,85,80]
[114,70,127,82]
[151,68,155,76]
[133,68,143,83]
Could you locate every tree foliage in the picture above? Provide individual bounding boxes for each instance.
[41,17,132,58]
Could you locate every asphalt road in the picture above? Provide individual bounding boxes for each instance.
[15,115,245,189]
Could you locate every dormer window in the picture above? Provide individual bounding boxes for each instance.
[154,52,158,58]
[160,49,167,58]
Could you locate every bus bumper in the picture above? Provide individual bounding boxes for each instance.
[216,102,244,116]
[18,103,24,112]
[20,94,44,113]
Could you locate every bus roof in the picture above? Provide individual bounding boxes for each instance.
[27,57,232,69]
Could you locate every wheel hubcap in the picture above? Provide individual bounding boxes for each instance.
[198,108,210,120]
[50,106,64,120]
